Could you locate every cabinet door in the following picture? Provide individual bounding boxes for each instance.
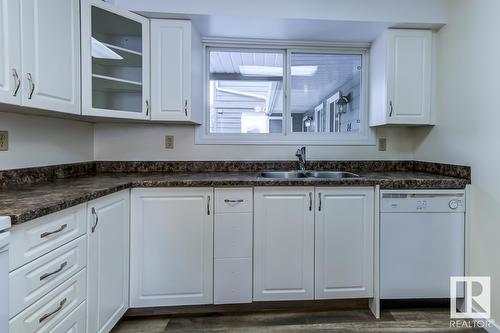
[0,0,21,105]
[87,190,129,333]
[253,187,314,301]
[315,187,374,299]
[20,0,80,114]
[150,19,191,121]
[387,29,432,124]
[130,188,213,307]
[81,0,150,119]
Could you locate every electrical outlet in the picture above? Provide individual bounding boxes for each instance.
[378,137,387,151]
[0,131,8,151]
[165,135,174,149]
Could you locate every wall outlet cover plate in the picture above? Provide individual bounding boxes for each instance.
[378,137,387,151]
[165,135,174,149]
[0,131,8,151]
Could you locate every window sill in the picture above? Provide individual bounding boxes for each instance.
[195,129,376,146]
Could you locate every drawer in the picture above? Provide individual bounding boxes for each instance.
[215,188,253,213]
[9,268,86,333]
[46,301,86,333]
[10,204,87,271]
[214,213,252,259]
[10,236,87,318]
[214,258,252,304]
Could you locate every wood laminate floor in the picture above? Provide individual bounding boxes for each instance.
[111,308,485,333]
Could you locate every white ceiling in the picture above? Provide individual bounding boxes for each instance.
[290,53,360,113]
[116,0,445,43]
[210,51,283,74]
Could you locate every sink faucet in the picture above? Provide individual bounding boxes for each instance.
[296,147,306,171]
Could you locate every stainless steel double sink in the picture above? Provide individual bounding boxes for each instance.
[260,171,360,179]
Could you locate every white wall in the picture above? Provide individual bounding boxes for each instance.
[0,112,94,170]
[414,0,500,326]
[94,123,414,161]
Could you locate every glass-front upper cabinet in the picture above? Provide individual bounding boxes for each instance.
[81,0,150,119]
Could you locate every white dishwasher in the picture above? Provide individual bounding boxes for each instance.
[380,190,465,299]
[0,216,11,333]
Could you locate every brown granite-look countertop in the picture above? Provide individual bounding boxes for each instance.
[0,170,470,225]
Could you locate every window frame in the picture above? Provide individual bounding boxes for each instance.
[195,41,375,145]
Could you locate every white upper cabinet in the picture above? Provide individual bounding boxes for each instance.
[151,20,190,121]
[150,19,202,123]
[0,0,21,105]
[315,187,374,299]
[87,191,130,333]
[130,188,214,307]
[253,187,315,301]
[369,29,433,126]
[0,0,80,114]
[20,0,81,114]
[81,0,150,120]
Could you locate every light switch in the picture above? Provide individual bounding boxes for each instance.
[0,131,8,151]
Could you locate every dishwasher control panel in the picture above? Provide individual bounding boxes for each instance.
[380,191,465,213]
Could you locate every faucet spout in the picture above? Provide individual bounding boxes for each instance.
[295,147,306,171]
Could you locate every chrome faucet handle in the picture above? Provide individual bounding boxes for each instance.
[296,146,306,158]
[296,147,306,171]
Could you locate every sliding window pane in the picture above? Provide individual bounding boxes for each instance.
[208,49,284,134]
[290,53,362,133]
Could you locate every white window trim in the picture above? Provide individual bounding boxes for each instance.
[195,41,376,146]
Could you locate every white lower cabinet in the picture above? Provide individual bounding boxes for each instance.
[214,188,253,304]
[253,186,374,302]
[87,190,130,333]
[130,188,214,307]
[48,301,86,333]
[9,236,87,318]
[253,187,315,301]
[315,187,374,299]
[9,269,87,333]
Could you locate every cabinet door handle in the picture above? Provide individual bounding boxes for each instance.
[309,192,312,211]
[207,195,211,215]
[39,298,66,323]
[91,207,99,233]
[389,101,393,117]
[145,99,150,116]
[40,224,67,238]
[224,199,244,203]
[318,192,322,211]
[184,99,188,117]
[40,262,67,281]
[27,73,35,99]
[12,69,20,96]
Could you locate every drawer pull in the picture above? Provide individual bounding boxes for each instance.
[40,224,67,238]
[39,298,67,323]
[40,261,67,281]
[224,199,244,206]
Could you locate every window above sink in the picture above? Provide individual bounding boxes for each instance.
[196,42,375,145]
